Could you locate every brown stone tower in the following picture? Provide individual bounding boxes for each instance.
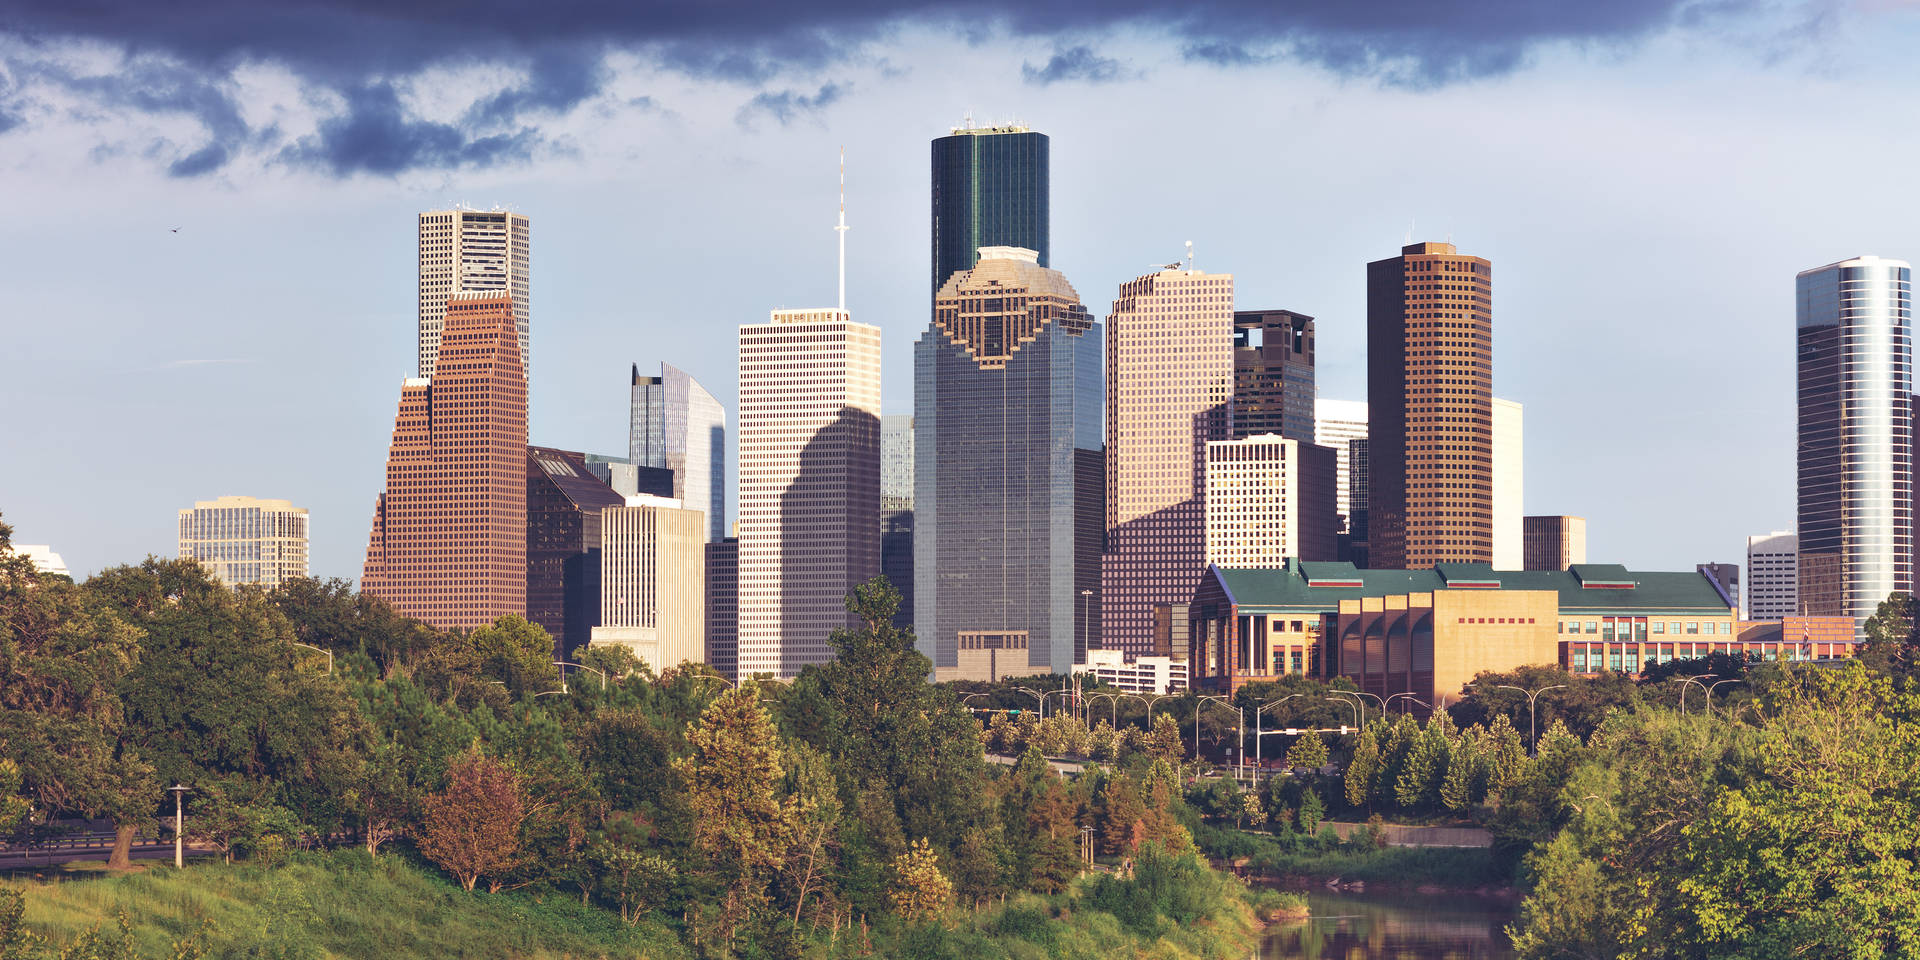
[1367,241,1493,570]
[363,291,528,628]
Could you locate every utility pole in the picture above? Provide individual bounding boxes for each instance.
[168,784,190,868]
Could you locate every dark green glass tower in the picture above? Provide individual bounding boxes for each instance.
[929,125,1049,296]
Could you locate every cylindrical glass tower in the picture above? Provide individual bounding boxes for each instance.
[929,126,1049,297]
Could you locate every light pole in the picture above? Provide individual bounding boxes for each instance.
[1193,695,1241,768]
[168,784,190,869]
[1324,696,1359,730]
[1254,693,1308,770]
[1668,674,1713,716]
[1013,687,1046,721]
[1330,690,1383,728]
[1384,693,1431,716]
[554,661,608,691]
[1495,683,1567,756]
[1704,678,1743,717]
[288,642,332,675]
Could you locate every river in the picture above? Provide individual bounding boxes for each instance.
[1258,888,1517,959]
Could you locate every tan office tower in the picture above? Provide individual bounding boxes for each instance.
[1103,264,1234,655]
[1367,241,1493,569]
[1204,435,1337,567]
[589,495,707,672]
[417,209,531,384]
[178,496,309,587]
[1492,397,1524,569]
[737,308,882,677]
[1524,515,1588,571]
[363,292,528,629]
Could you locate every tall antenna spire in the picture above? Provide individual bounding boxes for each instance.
[836,147,848,314]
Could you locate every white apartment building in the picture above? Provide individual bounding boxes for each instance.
[178,496,308,588]
[1074,648,1189,695]
[736,308,882,678]
[417,209,531,383]
[1492,397,1524,570]
[590,495,707,673]
[1746,530,1800,620]
[1313,399,1367,533]
[1203,434,1337,567]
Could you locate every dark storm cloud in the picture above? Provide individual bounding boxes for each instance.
[0,0,1755,175]
[736,82,846,127]
[1021,46,1126,85]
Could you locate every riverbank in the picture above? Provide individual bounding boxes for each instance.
[1197,824,1514,897]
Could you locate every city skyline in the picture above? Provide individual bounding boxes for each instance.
[7,8,1920,582]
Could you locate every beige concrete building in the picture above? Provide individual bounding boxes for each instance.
[589,495,707,673]
[179,496,309,588]
[737,308,882,678]
[1103,264,1235,655]
[1524,515,1588,571]
[417,209,531,384]
[1493,398,1524,569]
[1204,434,1338,568]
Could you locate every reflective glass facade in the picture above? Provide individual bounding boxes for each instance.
[629,362,727,541]
[915,253,1100,672]
[1796,257,1913,629]
[930,128,1049,295]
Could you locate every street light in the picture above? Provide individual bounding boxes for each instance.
[1669,674,1713,716]
[1012,687,1047,721]
[1704,678,1743,717]
[1329,689,1383,727]
[167,784,190,869]
[1193,695,1241,769]
[1253,693,1308,770]
[1494,683,1567,756]
[1323,696,1360,730]
[554,661,608,691]
[288,642,332,675]
[1385,694,1432,715]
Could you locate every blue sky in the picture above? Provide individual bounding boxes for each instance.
[3,1,1917,581]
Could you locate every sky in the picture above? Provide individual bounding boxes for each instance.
[2,0,1918,582]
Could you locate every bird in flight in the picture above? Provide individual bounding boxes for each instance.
[170,227,180,233]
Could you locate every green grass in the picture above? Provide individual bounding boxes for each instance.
[3,850,688,960]
[1191,823,1507,889]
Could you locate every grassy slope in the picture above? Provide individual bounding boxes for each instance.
[3,851,687,960]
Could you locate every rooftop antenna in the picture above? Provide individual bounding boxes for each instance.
[1185,240,1194,272]
[964,109,974,130]
[836,147,848,314]
[1405,219,1416,245]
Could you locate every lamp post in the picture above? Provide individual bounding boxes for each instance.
[554,661,608,691]
[1668,674,1713,716]
[1329,690,1383,728]
[288,642,332,675]
[1384,693,1431,715]
[1704,678,1743,717]
[168,784,190,869]
[1193,695,1240,768]
[1013,687,1046,721]
[1324,696,1360,730]
[1254,693,1308,770]
[1495,683,1567,756]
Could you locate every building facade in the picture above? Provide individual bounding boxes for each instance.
[1796,256,1914,628]
[1103,265,1235,655]
[1190,560,1736,698]
[1203,434,1338,568]
[526,447,625,658]
[1073,649,1189,695]
[1523,515,1588,571]
[1492,397,1523,569]
[363,292,528,629]
[930,125,1048,296]
[9,544,70,580]
[881,414,915,629]
[1367,242,1494,569]
[1314,399,1369,537]
[1745,530,1799,620]
[417,209,531,384]
[590,495,707,672]
[1232,310,1316,442]
[177,496,309,588]
[737,308,882,677]
[705,537,738,678]
[916,247,1102,676]
[1699,562,1741,617]
[629,362,727,541]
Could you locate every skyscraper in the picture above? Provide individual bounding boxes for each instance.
[881,415,915,629]
[590,495,707,672]
[1103,263,1234,655]
[881,416,915,505]
[526,446,625,658]
[363,292,528,629]
[930,124,1048,295]
[1524,515,1588,571]
[915,246,1102,676]
[417,209,531,384]
[706,537,739,678]
[1232,310,1316,442]
[629,362,727,541]
[1796,256,1913,627]
[177,496,309,588]
[737,308,882,677]
[1367,241,1494,569]
[1203,435,1337,567]
[1746,530,1799,620]
[1315,398,1369,536]
[1492,397,1524,570]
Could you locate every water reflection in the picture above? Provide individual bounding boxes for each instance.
[1259,889,1516,960]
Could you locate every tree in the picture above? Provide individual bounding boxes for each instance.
[0,521,157,869]
[674,684,796,947]
[1098,775,1149,855]
[1343,726,1380,812]
[889,837,954,921]
[950,826,1004,908]
[1145,712,1184,762]
[1297,789,1325,835]
[1284,731,1328,771]
[416,747,526,892]
[1859,591,1920,677]
[1483,713,1529,797]
[1439,735,1478,812]
[590,812,675,924]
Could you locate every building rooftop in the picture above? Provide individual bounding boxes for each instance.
[1211,559,1732,614]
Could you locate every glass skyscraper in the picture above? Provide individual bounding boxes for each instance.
[1796,256,1913,629]
[915,248,1102,675]
[929,125,1049,296]
[629,362,727,542]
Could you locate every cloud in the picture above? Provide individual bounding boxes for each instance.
[736,82,845,127]
[0,0,1766,174]
[157,357,255,368]
[1022,45,1127,85]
